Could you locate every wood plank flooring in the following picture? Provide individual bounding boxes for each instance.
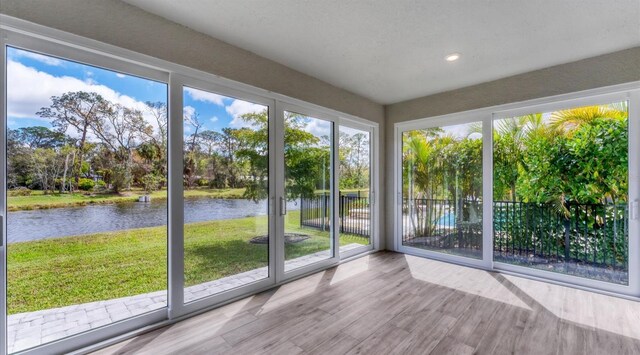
[92,252,640,355]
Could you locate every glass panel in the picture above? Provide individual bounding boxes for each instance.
[492,102,629,284]
[339,126,371,250]
[401,122,483,259]
[182,87,269,302]
[284,111,333,271]
[6,47,168,353]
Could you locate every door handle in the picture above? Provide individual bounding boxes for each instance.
[280,197,287,216]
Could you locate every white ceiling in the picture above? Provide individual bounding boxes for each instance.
[125,0,640,105]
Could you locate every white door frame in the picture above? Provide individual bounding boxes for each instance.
[0,30,8,355]
[337,119,378,259]
[167,74,279,318]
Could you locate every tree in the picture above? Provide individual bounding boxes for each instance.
[37,92,110,186]
[90,104,152,192]
[518,116,627,205]
[550,104,627,133]
[339,131,370,190]
[7,129,33,189]
[31,148,64,193]
[402,127,483,237]
[16,126,69,149]
[506,104,629,206]
[492,115,539,201]
[184,109,204,188]
[142,101,168,186]
[234,110,269,200]
[226,110,324,201]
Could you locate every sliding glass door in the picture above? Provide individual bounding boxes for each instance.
[492,101,630,285]
[181,86,271,303]
[4,46,168,353]
[282,109,336,272]
[339,124,374,256]
[401,122,483,260]
[397,91,639,296]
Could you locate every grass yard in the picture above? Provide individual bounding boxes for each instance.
[7,211,368,314]
[7,188,247,211]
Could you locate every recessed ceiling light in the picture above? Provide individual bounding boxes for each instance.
[445,53,461,62]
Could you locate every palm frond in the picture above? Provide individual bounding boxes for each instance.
[550,104,627,133]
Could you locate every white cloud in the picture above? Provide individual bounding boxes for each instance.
[6,60,164,137]
[116,73,126,78]
[226,99,266,128]
[184,87,225,106]
[183,105,196,118]
[305,117,331,139]
[210,116,219,123]
[11,50,64,66]
[183,106,197,134]
[442,123,475,139]
[339,126,365,137]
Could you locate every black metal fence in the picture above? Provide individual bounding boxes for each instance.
[493,201,628,270]
[401,198,628,270]
[300,192,370,237]
[401,199,483,252]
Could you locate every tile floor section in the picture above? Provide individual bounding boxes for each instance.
[7,243,365,353]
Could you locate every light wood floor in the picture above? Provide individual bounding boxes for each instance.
[93,252,640,355]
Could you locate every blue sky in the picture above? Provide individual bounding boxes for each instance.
[6,46,269,136]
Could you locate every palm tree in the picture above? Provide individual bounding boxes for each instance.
[402,129,455,237]
[492,113,547,201]
[550,104,627,134]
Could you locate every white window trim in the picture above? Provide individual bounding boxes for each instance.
[394,81,640,299]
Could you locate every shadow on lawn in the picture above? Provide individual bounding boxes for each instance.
[185,239,268,280]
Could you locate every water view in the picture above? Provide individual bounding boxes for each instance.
[8,197,299,243]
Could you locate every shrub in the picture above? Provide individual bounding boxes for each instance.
[78,178,95,191]
[94,180,107,192]
[208,174,226,189]
[8,187,32,197]
[197,178,209,187]
[141,174,163,194]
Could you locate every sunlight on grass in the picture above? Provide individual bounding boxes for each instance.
[7,211,368,314]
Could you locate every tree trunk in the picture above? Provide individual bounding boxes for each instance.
[61,152,70,193]
[69,149,76,192]
[75,123,89,185]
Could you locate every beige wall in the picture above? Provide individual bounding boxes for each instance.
[384,46,640,249]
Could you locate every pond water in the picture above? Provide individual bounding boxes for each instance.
[7,198,300,243]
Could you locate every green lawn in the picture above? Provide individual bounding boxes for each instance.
[7,211,368,314]
[7,188,246,211]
